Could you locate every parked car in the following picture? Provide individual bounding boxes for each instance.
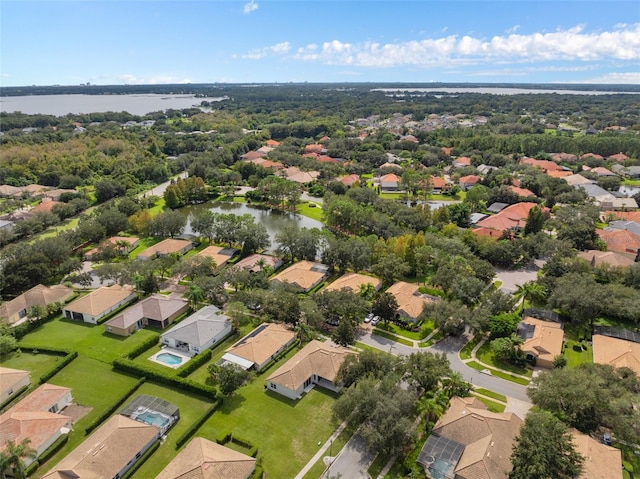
[364,313,374,323]
[603,433,612,446]
[371,316,381,326]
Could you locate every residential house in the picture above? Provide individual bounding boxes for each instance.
[337,174,361,187]
[196,245,239,270]
[386,281,434,322]
[592,335,640,375]
[608,152,629,162]
[0,367,30,403]
[509,185,536,198]
[581,153,604,161]
[161,305,232,356]
[571,428,623,479]
[417,396,523,479]
[458,175,481,191]
[380,161,402,170]
[469,213,488,225]
[21,184,51,197]
[476,202,540,233]
[42,189,77,201]
[85,236,140,261]
[63,284,137,324]
[608,220,640,236]
[270,261,329,292]
[0,384,73,469]
[577,250,636,268]
[380,173,401,191]
[0,184,23,198]
[221,323,296,371]
[520,157,564,172]
[31,200,62,214]
[486,202,509,214]
[282,166,320,184]
[245,157,285,170]
[0,219,14,231]
[517,317,564,369]
[597,229,640,255]
[452,156,471,168]
[324,272,382,293]
[137,239,193,260]
[104,294,189,336]
[303,144,324,154]
[430,176,451,194]
[266,139,281,147]
[563,174,595,186]
[551,152,578,162]
[240,151,265,161]
[234,253,283,273]
[605,211,640,223]
[41,415,160,479]
[590,166,618,177]
[545,169,574,178]
[155,437,256,479]
[266,340,356,400]
[0,284,74,326]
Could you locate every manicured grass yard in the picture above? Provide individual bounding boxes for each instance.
[0,351,63,383]
[129,236,162,259]
[298,202,324,221]
[563,339,593,368]
[19,316,160,363]
[466,361,530,386]
[476,341,532,377]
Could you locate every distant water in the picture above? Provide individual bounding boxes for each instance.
[0,94,227,116]
[372,87,639,96]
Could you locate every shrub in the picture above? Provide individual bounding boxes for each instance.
[251,465,264,478]
[126,335,160,359]
[84,377,146,435]
[175,399,222,448]
[39,351,78,383]
[176,350,212,378]
[0,384,29,411]
[573,344,583,352]
[36,433,69,464]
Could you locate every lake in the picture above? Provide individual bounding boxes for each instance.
[0,94,227,116]
[182,202,324,253]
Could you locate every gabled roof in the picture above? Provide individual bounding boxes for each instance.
[518,317,564,364]
[571,428,623,479]
[105,294,188,330]
[0,284,74,323]
[597,229,640,254]
[0,411,71,456]
[225,323,296,367]
[138,239,192,258]
[324,273,382,293]
[161,305,230,348]
[0,367,30,392]
[386,281,431,319]
[520,157,563,172]
[234,253,282,273]
[476,202,539,232]
[196,245,238,267]
[42,415,159,479]
[155,437,256,479]
[10,383,70,413]
[459,175,481,185]
[64,285,135,316]
[267,340,355,391]
[577,250,635,268]
[271,261,328,290]
[592,335,640,376]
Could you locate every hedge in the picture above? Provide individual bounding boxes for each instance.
[112,359,217,399]
[36,433,69,465]
[121,440,161,479]
[39,351,78,384]
[84,377,147,435]
[215,431,258,457]
[0,385,29,412]
[176,349,212,378]
[251,465,264,478]
[175,398,222,449]
[126,334,160,360]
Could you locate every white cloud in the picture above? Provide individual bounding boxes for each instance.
[582,72,640,84]
[116,74,192,85]
[241,42,290,59]
[0,73,10,77]
[284,23,640,67]
[505,25,520,34]
[243,1,258,14]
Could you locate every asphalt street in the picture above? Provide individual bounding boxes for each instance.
[323,433,375,479]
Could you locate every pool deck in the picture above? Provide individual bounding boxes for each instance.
[148,348,192,369]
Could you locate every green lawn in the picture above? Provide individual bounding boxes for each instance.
[19,316,160,364]
[297,202,324,222]
[372,329,414,346]
[471,394,506,413]
[459,335,483,360]
[0,351,62,382]
[376,320,435,340]
[473,388,507,403]
[623,178,640,186]
[466,361,530,386]
[475,342,532,377]
[562,339,593,368]
[303,425,356,479]
[129,237,162,259]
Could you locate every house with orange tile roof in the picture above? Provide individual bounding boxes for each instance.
[571,428,623,479]
[417,396,523,479]
[240,150,264,161]
[592,334,640,376]
[430,176,451,193]
[0,284,74,326]
[608,152,629,162]
[520,157,563,172]
[233,253,283,273]
[581,152,604,161]
[270,261,329,292]
[458,175,481,191]
[31,200,62,214]
[476,202,539,233]
[605,210,640,223]
[137,238,193,260]
[104,294,189,336]
[441,147,453,156]
[380,173,401,191]
[337,174,361,187]
[0,384,73,468]
[596,229,640,254]
[386,281,434,322]
[589,166,617,177]
[63,284,137,324]
[577,250,635,268]
[303,144,324,154]
[265,139,281,147]
[509,185,536,198]
[196,245,239,270]
[452,156,471,168]
[221,323,297,371]
[324,272,382,293]
[0,367,30,403]
[42,415,160,479]
[282,166,320,184]
[85,236,140,261]
[517,317,564,369]
[546,169,574,178]
[155,437,256,479]
[266,340,356,400]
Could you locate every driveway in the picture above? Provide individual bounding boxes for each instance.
[323,433,374,479]
[495,259,546,293]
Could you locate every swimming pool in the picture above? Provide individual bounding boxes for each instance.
[136,410,171,428]
[156,352,183,366]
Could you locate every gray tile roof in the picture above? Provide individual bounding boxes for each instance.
[161,305,230,348]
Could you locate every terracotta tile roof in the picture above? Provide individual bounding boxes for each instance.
[138,239,192,259]
[337,174,360,186]
[386,281,432,319]
[520,158,563,172]
[248,158,284,169]
[608,152,629,162]
[11,384,71,413]
[581,153,604,161]
[241,151,264,161]
[317,155,340,164]
[31,200,62,213]
[234,253,282,273]
[431,177,449,189]
[196,245,238,268]
[155,437,256,479]
[571,428,623,479]
[380,162,402,169]
[266,139,281,147]
[459,175,481,185]
[453,156,472,166]
[441,147,453,156]
[0,367,30,394]
[596,229,640,254]
[225,323,296,367]
[325,273,382,293]
[271,261,328,291]
[0,411,72,456]
[605,211,640,223]
[564,174,595,186]
[0,284,74,324]
[546,169,574,178]
[85,236,139,259]
[105,294,188,330]
[64,285,135,316]
[471,227,502,238]
[303,144,324,154]
[42,415,159,479]
[380,173,400,185]
[267,340,355,391]
[590,167,617,176]
[577,250,635,268]
[476,202,539,232]
[592,335,640,376]
[519,318,564,367]
[509,186,536,198]
[551,152,578,162]
[283,167,320,184]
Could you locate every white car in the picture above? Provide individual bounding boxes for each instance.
[364,313,374,323]
[371,316,381,326]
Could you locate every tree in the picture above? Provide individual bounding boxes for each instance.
[514,281,547,310]
[420,299,469,336]
[509,410,583,479]
[524,205,546,235]
[149,209,187,237]
[0,334,18,357]
[442,371,472,398]
[552,354,567,369]
[404,351,452,393]
[0,438,37,479]
[184,284,205,310]
[332,319,356,346]
[490,335,523,363]
[208,363,252,396]
[371,291,399,326]
[336,349,400,388]
[371,253,410,287]
[548,273,605,330]
[27,304,47,322]
[489,312,520,339]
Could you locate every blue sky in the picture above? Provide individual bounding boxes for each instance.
[1,1,639,86]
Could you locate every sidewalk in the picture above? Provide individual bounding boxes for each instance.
[293,421,348,479]
[460,337,532,382]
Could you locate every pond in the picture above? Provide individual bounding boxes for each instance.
[182,201,325,252]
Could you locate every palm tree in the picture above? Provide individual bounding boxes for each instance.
[184,284,204,311]
[419,390,449,426]
[1,438,37,479]
[442,371,472,398]
[514,281,546,311]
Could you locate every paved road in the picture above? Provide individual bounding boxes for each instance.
[323,433,375,479]
[356,329,530,402]
[138,170,188,198]
[495,259,546,293]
